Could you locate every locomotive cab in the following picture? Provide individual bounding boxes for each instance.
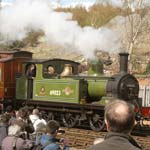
[16,59,84,102]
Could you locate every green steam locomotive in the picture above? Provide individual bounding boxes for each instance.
[14,52,139,131]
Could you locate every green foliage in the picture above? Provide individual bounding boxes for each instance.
[56,6,89,27]
[23,30,44,47]
[0,41,25,50]
[88,4,122,28]
[56,4,122,28]
[0,30,44,50]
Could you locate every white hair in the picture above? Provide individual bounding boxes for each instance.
[8,124,22,136]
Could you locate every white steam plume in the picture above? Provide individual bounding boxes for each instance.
[0,0,121,58]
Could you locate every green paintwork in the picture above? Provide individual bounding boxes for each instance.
[16,76,27,99]
[33,64,80,103]
[35,64,43,79]
[16,61,108,104]
[16,63,29,99]
[88,79,107,97]
[33,79,80,103]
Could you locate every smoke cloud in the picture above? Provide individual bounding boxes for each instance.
[0,0,121,58]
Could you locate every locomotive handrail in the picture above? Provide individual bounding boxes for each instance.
[61,75,113,80]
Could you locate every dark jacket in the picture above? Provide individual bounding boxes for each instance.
[1,136,33,150]
[0,122,8,146]
[88,132,142,150]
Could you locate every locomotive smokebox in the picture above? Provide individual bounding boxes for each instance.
[119,52,129,73]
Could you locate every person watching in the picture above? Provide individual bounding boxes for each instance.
[36,120,69,150]
[88,100,142,150]
[1,124,33,150]
[26,64,36,99]
[26,64,36,79]
[47,66,55,75]
[29,108,47,132]
[0,114,9,148]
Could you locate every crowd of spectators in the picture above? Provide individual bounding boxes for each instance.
[0,100,142,150]
[0,106,69,150]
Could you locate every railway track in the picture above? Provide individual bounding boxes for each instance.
[57,128,150,150]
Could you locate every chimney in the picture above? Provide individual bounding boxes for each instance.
[119,53,129,73]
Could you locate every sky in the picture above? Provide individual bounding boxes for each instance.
[2,0,14,3]
[1,0,97,8]
[1,0,122,7]
[2,0,150,7]
[2,0,96,4]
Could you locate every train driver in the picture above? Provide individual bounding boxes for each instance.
[26,63,36,99]
[26,63,36,79]
[47,66,55,75]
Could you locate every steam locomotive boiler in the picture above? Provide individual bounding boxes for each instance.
[15,52,140,131]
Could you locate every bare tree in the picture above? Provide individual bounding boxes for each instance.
[122,0,150,69]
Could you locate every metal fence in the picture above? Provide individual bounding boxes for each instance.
[139,86,150,107]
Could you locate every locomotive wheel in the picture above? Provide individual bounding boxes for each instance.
[89,114,105,131]
[62,113,78,128]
